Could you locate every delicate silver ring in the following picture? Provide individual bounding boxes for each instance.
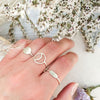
[23,47,34,56]
[47,70,61,85]
[33,53,47,66]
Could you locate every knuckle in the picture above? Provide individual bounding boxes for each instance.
[73,53,78,59]
[48,41,60,51]
[14,39,28,46]
[18,39,27,42]
[34,38,46,45]
[61,38,75,47]
[60,56,72,67]
[58,52,78,67]
[68,52,78,61]
[63,38,73,42]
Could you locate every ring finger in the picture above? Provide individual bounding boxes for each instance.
[41,52,78,95]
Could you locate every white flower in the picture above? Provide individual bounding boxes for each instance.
[91,87,100,100]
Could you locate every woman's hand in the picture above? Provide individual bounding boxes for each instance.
[0,38,78,100]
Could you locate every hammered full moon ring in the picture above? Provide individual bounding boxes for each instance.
[23,47,34,56]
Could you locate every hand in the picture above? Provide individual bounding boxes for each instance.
[0,38,78,100]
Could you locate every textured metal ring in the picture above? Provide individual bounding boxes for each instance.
[23,47,34,56]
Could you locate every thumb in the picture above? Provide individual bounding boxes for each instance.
[54,82,79,100]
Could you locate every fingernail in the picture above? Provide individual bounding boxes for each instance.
[71,83,79,96]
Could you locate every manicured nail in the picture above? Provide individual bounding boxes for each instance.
[71,83,79,96]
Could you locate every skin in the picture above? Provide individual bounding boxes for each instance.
[0,38,78,100]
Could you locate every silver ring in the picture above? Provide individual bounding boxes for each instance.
[33,53,47,66]
[23,47,34,56]
[47,70,61,85]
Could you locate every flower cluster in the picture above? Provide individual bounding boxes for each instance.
[74,85,100,100]
[0,0,100,52]
[74,87,91,100]
[79,0,100,52]
[37,0,100,52]
[37,0,81,40]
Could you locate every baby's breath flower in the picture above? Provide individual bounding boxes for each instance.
[0,0,100,52]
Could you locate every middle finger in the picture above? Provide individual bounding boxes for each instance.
[25,38,74,75]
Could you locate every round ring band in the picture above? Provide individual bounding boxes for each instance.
[47,70,61,85]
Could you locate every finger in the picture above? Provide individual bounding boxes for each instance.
[26,38,74,75]
[15,38,52,62]
[41,52,78,91]
[54,82,79,100]
[0,39,31,67]
[5,39,31,59]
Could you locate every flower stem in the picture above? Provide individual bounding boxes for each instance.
[8,22,15,43]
